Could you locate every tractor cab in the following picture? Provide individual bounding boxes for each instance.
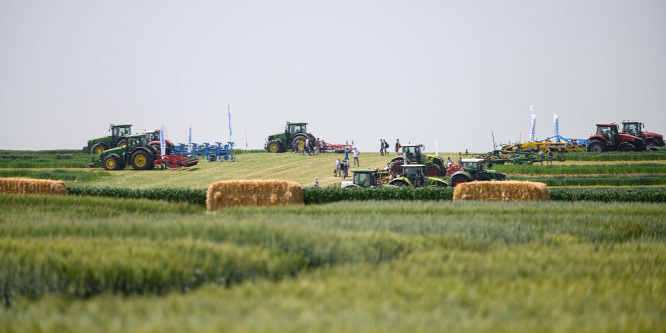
[402,144,423,163]
[125,134,149,150]
[111,124,132,140]
[353,170,377,188]
[595,124,619,145]
[622,122,642,137]
[286,122,308,136]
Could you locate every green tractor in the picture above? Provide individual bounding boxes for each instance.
[265,122,316,153]
[340,169,391,189]
[86,124,132,154]
[389,164,449,187]
[97,134,158,171]
[449,158,507,187]
[387,144,446,178]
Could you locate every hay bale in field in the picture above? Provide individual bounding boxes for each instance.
[453,181,550,201]
[0,178,67,195]
[206,179,304,211]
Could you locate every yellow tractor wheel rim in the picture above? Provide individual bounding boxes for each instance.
[269,143,278,152]
[94,146,105,154]
[134,155,146,167]
[105,159,115,169]
[297,140,304,151]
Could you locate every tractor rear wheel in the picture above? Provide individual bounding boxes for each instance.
[424,163,442,177]
[103,154,124,170]
[267,139,283,153]
[291,136,307,153]
[387,160,404,177]
[450,174,470,187]
[91,142,108,154]
[116,138,128,148]
[130,149,155,170]
[586,140,606,153]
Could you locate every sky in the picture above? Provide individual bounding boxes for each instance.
[1,0,665,153]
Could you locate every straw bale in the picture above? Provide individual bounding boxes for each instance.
[206,179,304,211]
[0,178,67,195]
[453,181,550,201]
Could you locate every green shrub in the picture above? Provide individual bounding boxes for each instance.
[66,186,207,205]
[509,174,666,186]
[494,163,666,175]
[550,186,666,202]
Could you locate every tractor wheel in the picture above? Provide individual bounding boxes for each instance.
[387,160,404,177]
[424,164,442,177]
[103,154,123,170]
[91,142,108,154]
[450,174,470,187]
[645,139,659,150]
[291,136,307,153]
[586,140,606,153]
[618,142,636,152]
[130,149,155,170]
[267,139,283,153]
[390,180,409,186]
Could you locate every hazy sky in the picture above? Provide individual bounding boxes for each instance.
[1,0,665,153]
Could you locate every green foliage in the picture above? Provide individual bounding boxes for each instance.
[550,186,666,203]
[0,150,95,168]
[494,163,666,174]
[304,186,454,204]
[509,174,666,186]
[0,169,110,182]
[66,186,207,206]
[563,150,666,161]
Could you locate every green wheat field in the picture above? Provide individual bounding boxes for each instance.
[1,150,665,332]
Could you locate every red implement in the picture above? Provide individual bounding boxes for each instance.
[154,154,199,169]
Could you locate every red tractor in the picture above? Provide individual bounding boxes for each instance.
[587,123,646,152]
[621,121,664,150]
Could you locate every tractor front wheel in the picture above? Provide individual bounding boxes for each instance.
[91,142,108,154]
[586,140,606,153]
[103,154,124,171]
[387,160,404,177]
[267,139,283,153]
[130,150,155,170]
[291,136,307,153]
[425,164,442,177]
[618,142,636,152]
[450,174,470,187]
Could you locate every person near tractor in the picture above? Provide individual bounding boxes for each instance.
[547,148,554,165]
[379,139,384,156]
[344,147,350,161]
[353,147,360,166]
[395,139,401,155]
[539,149,545,165]
[446,157,453,168]
[334,157,341,177]
[457,157,462,165]
[340,159,347,179]
[344,159,350,178]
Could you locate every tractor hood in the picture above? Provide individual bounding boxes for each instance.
[103,146,124,155]
[618,133,644,141]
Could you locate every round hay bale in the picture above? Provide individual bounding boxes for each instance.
[453,181,550,201]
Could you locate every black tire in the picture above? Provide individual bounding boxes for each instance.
[130,149,155,170]
[586,140,606,153]
[450,174,470,187]
[115,137,128,148]
[645,139,659,150]
[424,163,442,177]
[91,142,108,154]
[618,142,636,152]
[291,136,307,152]
[387,160,405,176]
[103,154,123,170]
[267,139,284,153]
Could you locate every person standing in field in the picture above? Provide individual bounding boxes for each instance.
[379,139,384,156]
[353,147,360,166]
[335,157,341,177]
[340,159,347,180]
[314,177,319,188]
[395,139,401,155]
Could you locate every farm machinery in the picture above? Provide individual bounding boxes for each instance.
[621,121,664,150]
[265,122,317,153]
[92,134,198,170]
[86,124,132,154]
[388,164,449,187]
[386,144,447,178]
[174,142,235,162]
[340,169,391,189]
[587,123,646,152]
[449,158,507,187]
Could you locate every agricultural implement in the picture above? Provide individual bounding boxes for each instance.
[86,124,132,154]
[386,144,446,178]
[93,134,198,170]
[389,164,449,187]
[621,121,664,150]
[474,149,562,165]
[449,158,507,187]
[174,142,235,162]
[587,123,646,152]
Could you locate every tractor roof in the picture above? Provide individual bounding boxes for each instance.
[461,159,484,163]
[403,164,426,167]
[596,123,617,127]
[401,143,423,147]
[287,122,308,125]
[111,124,132,127]
[352,169,380,173]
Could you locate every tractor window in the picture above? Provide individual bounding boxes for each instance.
[624,123,639,136]
[355,173,370,187]
[404,146,418,162]
[114,127,130,137]
[288,124,306,134]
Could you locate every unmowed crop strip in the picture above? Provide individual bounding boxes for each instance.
[494,163,666,175]
[562,150,666,161]
[509,174,666,186]
[0,150,95,168]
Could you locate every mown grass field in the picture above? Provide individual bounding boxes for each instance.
[1,149,665,332]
